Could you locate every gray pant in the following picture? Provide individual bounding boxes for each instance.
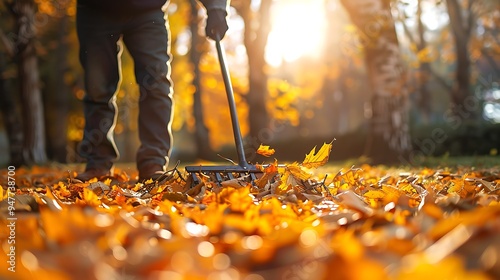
[76,5,173,174]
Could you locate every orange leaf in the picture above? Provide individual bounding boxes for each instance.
[255,161,279,189]
[256,144,275,157]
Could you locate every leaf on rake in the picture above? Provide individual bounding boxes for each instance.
[221,175,251,188]
[287,164,313,181]
[255,162,279,189]
[265,178,281,193]
[275,171,294,195]
[186,182,205,197]
[192,185,207,202]
[167,181,189,193]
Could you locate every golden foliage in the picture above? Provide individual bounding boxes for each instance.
[0,148,499,279]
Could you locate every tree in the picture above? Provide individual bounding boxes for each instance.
[0,0,47,165]
[320,1,357,135]
[414,0,432,121]
[39,1,74,163]
[233,0,272,144]
[189,0,214,159]
[0,50,23,166]
[396,0,452,123]
[447,0,500,116]
[16,0,47,165]
[340,0,411,163]
[475,1,500,79]
[445,0,474,116]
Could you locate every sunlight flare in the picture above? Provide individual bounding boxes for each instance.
[265,0,327,67]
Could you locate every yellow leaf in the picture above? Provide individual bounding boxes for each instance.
[398,182,417,195]
[287,164,313,181]
[364,190,385,199]
[83,188,101,207]
[417,46,436,63]
[0,187,7,200]
[256,144,275,157]
[302,142,333,168]
[381,186,402,204]
[276,171,292,195]
[103,178,112,186]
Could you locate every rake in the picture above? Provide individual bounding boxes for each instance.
[185,36,263,186]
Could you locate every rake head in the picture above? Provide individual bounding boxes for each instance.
[185,164,262,186]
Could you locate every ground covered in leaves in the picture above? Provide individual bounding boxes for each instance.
[1,144,500,280]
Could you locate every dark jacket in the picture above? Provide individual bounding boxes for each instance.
[78,0,227,14]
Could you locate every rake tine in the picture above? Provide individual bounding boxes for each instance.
[215,173,223,183]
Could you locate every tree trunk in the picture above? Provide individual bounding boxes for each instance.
[14,0,47,165]
[400,11,452,94]
[446,0,473,116]
[236,0,272,143]
[46,14,69,162]
[416,0,432,122]
[340,0,411,163]
[190,0,214,160]
[0,52,24,166]
[320,1,341,134]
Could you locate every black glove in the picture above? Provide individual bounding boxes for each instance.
[205,9,228,40]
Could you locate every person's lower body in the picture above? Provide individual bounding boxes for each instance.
[76,7,173,182]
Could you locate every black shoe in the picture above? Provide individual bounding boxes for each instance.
[74,168,113,182]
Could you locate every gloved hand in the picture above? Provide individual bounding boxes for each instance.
[205,9,228,40]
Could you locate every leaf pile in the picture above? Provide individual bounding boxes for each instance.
[1,144,500,280]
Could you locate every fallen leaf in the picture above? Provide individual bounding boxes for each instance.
[256,144,275,157]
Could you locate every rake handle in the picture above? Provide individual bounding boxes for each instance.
[214,35,250,169]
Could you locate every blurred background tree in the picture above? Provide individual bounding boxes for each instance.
[340,0,411,163]
[0,0,499,167]
[1,0,49,166]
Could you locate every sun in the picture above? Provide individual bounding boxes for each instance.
[265,0,327,67]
